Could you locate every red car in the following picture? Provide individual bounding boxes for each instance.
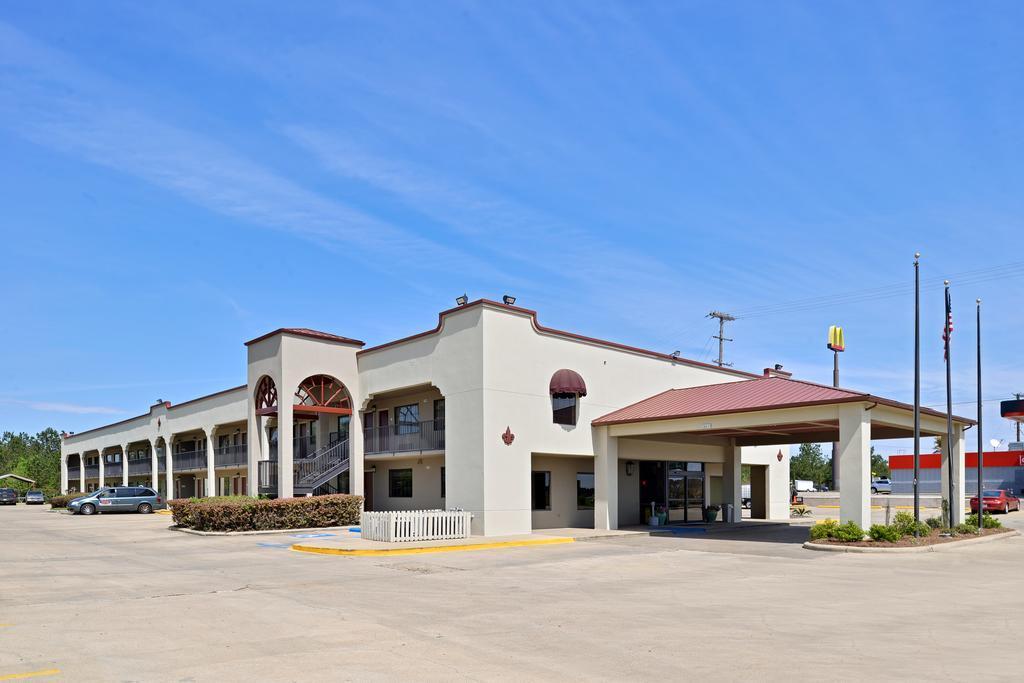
[969,489,1021,514]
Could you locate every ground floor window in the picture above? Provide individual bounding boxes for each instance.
[576,472,595,509]
[532,471,551,510]
[389,468,413,497]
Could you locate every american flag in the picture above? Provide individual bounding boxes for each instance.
[942,289,953,360]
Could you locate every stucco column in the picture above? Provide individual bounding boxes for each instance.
[247,404,260,497]
[150,440,159,491]
[278,401,294,498]
[941,425,967,526]
[350,411,364,497]
[121,444,129,486]
[98,450,106,488]
[594,426,619,530]
[723,443,743,523]
[164,436,175,501]
[838,404,871,529]
[205,427,216,499]
[79,454,85,493]
[60,453,68,494]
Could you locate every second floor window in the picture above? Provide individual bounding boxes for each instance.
[395,404,420,434]
[552,393,577,426]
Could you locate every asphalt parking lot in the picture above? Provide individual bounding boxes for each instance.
[2,505,1023,681]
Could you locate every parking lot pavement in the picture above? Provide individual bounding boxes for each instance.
[3,505,1024,681]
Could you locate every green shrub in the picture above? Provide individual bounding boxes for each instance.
[869,524,902,542]
[953,522,979,536]
[169,494,363,532]
[833,521,865,542]
[891,511,917,536]
[49,493,87,509]
[964,513,1001,529]
[809,520,839,541]
[925,517,943,529]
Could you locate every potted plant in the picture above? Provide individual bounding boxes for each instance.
[656,505,667,526]
[705,504,721,523]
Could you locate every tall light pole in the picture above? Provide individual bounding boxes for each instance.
[942,281,955,525]
[913,253,921,531]
[827,325,845,490]
[976,298,984,531]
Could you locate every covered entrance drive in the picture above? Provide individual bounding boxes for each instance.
[593,375,975,530]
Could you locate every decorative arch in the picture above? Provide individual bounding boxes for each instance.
[294,375,352,415]
[255,375,278,413]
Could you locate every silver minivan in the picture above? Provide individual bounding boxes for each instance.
[68,486,166,515]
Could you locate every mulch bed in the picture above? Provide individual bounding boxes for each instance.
[812,527,1013,548]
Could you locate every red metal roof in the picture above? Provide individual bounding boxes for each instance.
[245,328,365,347]
[593,376,974,426]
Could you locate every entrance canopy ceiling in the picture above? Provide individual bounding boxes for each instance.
[594,377,975,446]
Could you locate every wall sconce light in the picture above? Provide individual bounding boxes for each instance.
[626,460,635,476]
[502,294,516,305]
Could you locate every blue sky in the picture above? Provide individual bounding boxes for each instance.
[1,2,1022,452]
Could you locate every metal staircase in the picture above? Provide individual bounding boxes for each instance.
[292,438,350,496]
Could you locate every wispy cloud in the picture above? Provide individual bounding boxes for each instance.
[0,21,508,286]
[0,399,125,415]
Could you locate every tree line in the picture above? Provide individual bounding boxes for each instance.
[790,442,891,488]
[0,428,62,494]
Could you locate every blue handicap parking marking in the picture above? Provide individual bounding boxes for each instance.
[256,542,291,548]
[290,532,337,539]
[348,527,361,533]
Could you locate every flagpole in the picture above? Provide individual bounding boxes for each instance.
[943,281,955,525]
[913,253,921,531]
[976,298,983,530]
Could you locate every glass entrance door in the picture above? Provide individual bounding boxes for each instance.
[667,462,705,523]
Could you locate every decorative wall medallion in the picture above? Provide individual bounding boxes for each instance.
[777,450,784,462]
[502,427,515,446]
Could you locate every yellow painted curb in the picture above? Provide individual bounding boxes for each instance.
[156,510,173,515]
[291,537,575,557]
[0,669,61,681]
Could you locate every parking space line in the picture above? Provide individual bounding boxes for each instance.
[0,669,61,681]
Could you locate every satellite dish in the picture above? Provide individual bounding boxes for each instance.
[989,438,1003,448]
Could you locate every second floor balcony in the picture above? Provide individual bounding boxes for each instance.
[172,450,207,472]
[214,444,247,469]
[128,458,152,476]
[364,419,444,456]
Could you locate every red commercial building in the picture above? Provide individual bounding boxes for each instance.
[888,451,1024,495]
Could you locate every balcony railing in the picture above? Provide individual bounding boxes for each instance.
[172,450,207,472]
[68,466,80,479]
[105,462,123,477]
[85,464,99,478]
[128,459,152,475]
[215,445,248,469]
[258,461,278,493]
[364,420,445,455]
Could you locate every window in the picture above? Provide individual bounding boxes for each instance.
[576,473,595,510]
[389,468,413,497]
[532,472,551,510]
[139,488,156,497]
[433,398,445,429]
[552,393,577,426]
[395,404,420,434]
[441,466,446,498]
[218,435,229,449]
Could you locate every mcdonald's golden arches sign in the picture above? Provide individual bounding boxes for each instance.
[827,325,845,352]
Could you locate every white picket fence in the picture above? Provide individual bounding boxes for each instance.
[361,509,473,542]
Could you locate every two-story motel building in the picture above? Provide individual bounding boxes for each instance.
[60,298,973,535]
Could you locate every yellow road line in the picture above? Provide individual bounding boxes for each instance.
[0,669,61,681]
[291,537,574,557]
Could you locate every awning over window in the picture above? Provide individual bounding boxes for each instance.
[550,369,587,397]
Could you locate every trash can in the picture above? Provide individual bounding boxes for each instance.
[723,503,735,523]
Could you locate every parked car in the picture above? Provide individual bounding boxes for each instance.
[871,478,893,494]
[741,484,751,509]
[24,490,46,505]
[0,488,17,505]
[969,489,1021,514]
[68,486,166,516]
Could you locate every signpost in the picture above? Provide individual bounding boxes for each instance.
[828,325,845,490]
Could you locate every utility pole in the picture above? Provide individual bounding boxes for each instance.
[1016,393,1022,443]
[707,311,735,367]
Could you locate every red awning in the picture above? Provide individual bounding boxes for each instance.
[550,369,587,397]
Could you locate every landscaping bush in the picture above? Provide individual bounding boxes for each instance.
[891,511,917,536]
[49,493,87,509]
[868,524,902,543]
[925,517,943,529]
[953,522,979,536]
[964,513,1001,529]
[169,494,363,532]
[807,519,864,542]
[833,521,865,542]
